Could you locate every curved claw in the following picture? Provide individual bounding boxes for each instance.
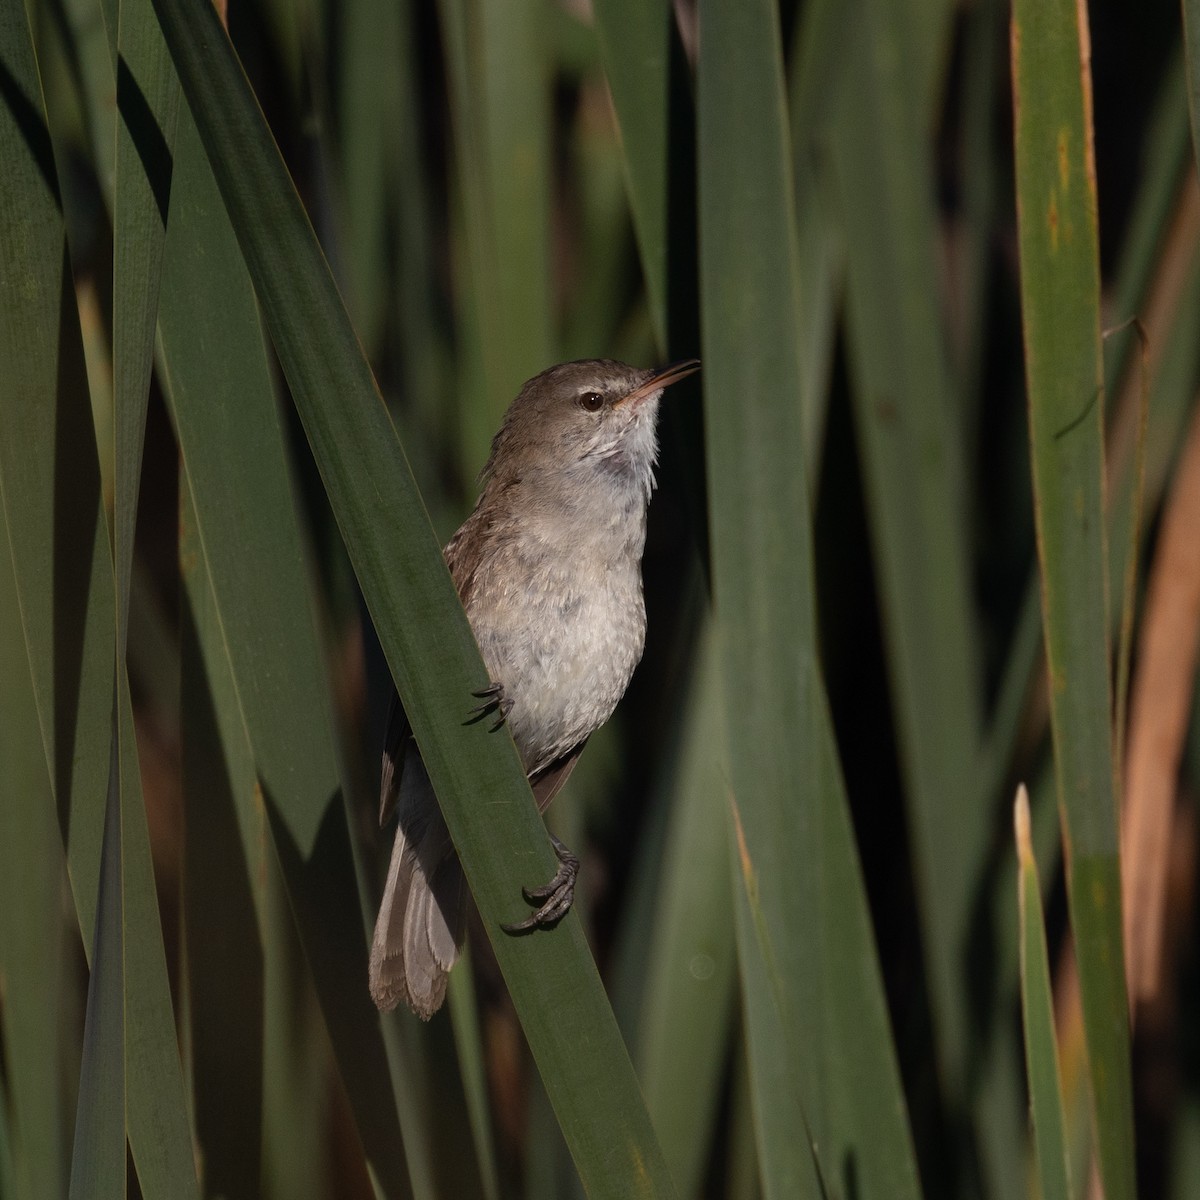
[489,698,514,732]
[466,680,512,729]
[502,834,579,935]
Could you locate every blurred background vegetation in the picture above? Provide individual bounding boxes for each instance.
[2,0,1200,1196]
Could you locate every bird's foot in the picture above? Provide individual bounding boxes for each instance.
[502,834,579,934]
[467,681,513,732]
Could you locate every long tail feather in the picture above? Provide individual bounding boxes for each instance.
[369,749,465,1019]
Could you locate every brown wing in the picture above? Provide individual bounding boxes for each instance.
[529,741,587,812]
[443,504,493,608]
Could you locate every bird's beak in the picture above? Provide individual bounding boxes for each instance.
[615,358,701,408]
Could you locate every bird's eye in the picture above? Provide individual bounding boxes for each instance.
[579,391,605,412]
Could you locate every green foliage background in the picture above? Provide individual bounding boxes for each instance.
[2,0,1200,1196]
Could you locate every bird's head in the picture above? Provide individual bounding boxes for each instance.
[482,359,700,504]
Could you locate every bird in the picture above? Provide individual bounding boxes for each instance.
[368,357,700,1018]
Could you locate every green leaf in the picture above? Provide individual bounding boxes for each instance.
[830,0,984,1105]
[627,625,737,1197]
[0,0,112,951]
[697,0,922,1195]
[0,504,71,1200]
[148,2,675,1193]
[1011,0,1136,1193]
[71,669,200,1200]
[68,711,125,1200]
[119,669,201,1197]
[112,0,178,651]
[179,486,266,1199]
[1015,786,1075,1200]
[1103,52,1190,399]
[561,67,640,362]
[787,0,847,480]
[437,0,554,464]
[0,8,199,1193]
[158,110,338,863]
[159,103,421,1200]
[446,956,502,1200]
[334,0,400,352]
[590,0,671,346]
[1184,0,1200,170]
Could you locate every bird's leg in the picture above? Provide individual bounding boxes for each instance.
[501,833,579,934]
[467,681,513,732]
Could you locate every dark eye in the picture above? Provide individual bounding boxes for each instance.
[579,391,605,412]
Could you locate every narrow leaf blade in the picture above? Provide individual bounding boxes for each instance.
[1011,0,1137,1192]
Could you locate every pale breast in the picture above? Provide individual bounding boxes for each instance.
[464,531,646,776]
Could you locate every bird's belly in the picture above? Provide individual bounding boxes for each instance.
[467,573,645,776]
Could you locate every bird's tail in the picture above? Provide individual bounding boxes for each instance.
[368,763,466,1019]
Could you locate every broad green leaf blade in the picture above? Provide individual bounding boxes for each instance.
[590,0,670,346]
[0,0,112,949]
[158,108,337,862]
[728,791,823,1200]
[830,0,983,1104]
[437,0,553,464]
[0,506,71,1200]
[475,0,552,376]
[1015,786,1074,1200]
[561,68,639,362]
[379,0,453,512]
[1011,0,1136,1194]
[334,0,399,352]
[628,627,736,1197]
[148,3,674,1192]
[698,0,828,1176]
[159,104,419,1200]
[789,165,839,482]
[981,49,1194,836]
[697,0,922,1196]
[111,0,178,653]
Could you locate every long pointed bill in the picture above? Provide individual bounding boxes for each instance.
[615,358,701,408]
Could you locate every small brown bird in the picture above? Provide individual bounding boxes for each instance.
[369,357,700,1018]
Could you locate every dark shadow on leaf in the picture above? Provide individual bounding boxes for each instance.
[263,784,416,1200]
[53,253,101,847]
[180,588,264,1200]
[117,55,174,224]
[0,52,62,211]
